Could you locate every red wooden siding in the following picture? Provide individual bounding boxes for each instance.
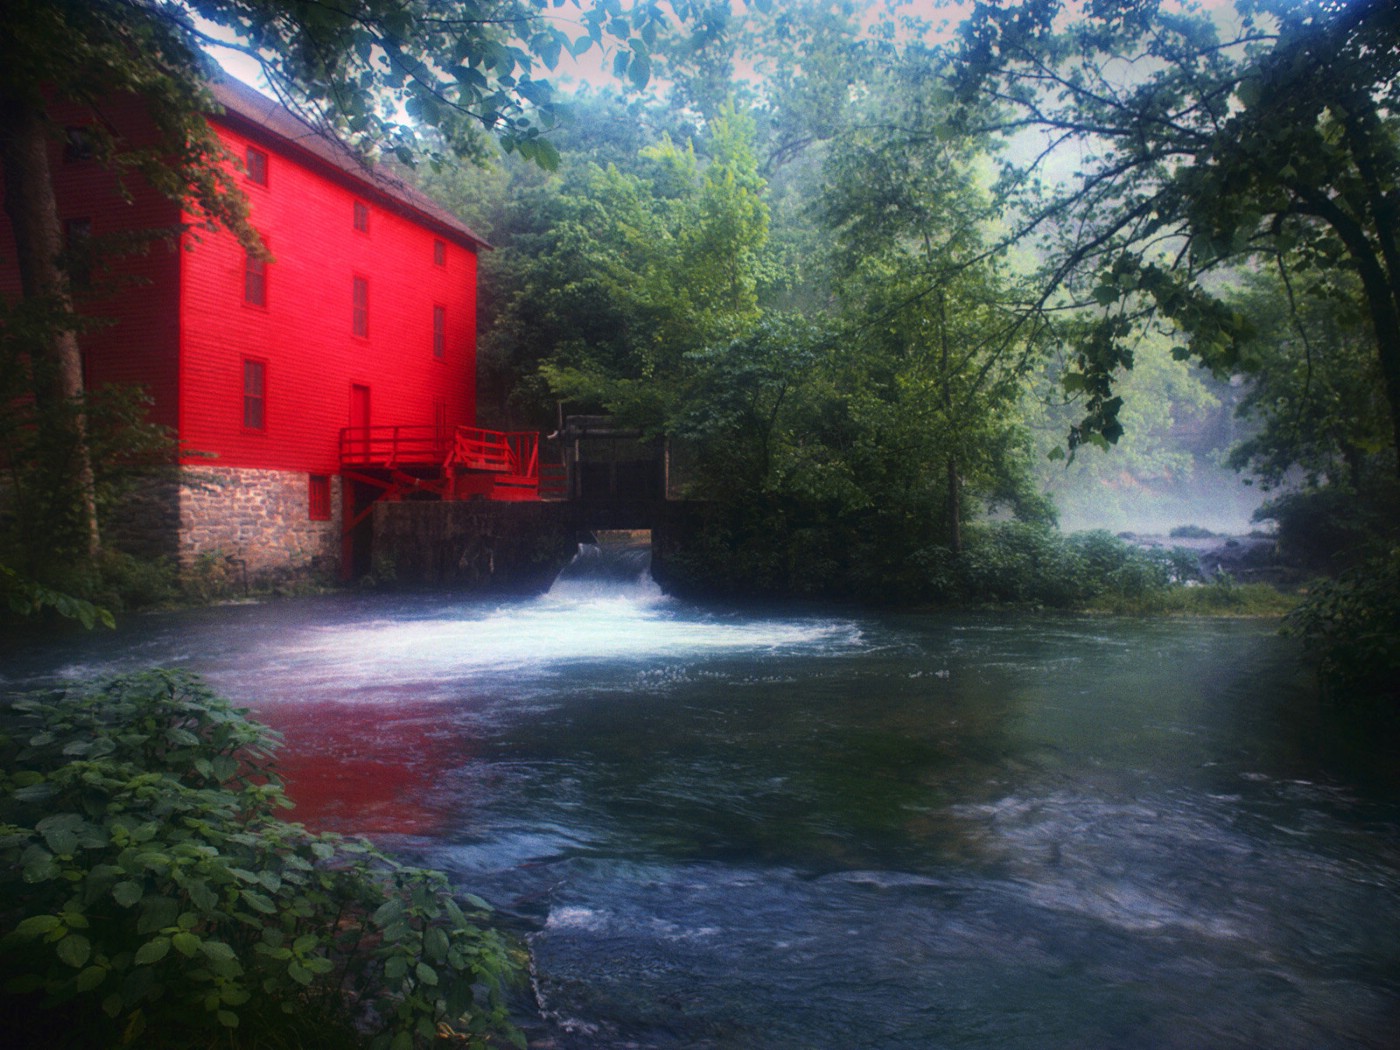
[1,84,481,485]
[177,116,478,475]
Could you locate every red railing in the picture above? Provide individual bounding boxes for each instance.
[340,424,540,484]
[448,426,539,479]
[339,425,446,467]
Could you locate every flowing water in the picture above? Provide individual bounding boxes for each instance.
[3,547,1398,1048]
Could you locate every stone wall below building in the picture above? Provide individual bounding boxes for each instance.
[178,466,341,587]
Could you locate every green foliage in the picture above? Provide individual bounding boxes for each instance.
[1256,481,1400,572]
[535,105,774,434]
[946,0,1400,471]
[0,671,523,1050]
[0,274,179,599]
[0,564,114,630]
[1285,550,1400,713]
[955,525,1194,609]
[1227,266,1391,490]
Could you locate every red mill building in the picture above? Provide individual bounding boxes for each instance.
[1,76,542,583]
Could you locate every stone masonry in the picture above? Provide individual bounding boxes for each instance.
[178,466,341,585]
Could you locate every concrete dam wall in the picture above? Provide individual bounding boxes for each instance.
[372,500,708,593]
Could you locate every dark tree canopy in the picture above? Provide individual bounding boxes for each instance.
[946,0,1400,472]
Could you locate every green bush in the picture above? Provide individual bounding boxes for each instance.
[954,524,1179,607]
[0,670,524,1050]
[1284,549,1400,714]
[957,521,1086,606]
[1257,481,1400,572]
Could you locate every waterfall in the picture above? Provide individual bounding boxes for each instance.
[545,534,662,603]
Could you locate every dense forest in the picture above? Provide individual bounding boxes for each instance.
[3,0,1397,690]
[409,1,1397,611]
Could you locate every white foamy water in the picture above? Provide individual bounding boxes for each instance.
[217,558,863,703]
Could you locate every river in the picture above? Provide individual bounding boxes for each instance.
[3,551,1397,1048]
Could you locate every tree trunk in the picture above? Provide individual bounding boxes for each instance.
[947,454,962,555]
[0,93,100,560]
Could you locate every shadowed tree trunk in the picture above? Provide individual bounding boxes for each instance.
[0,92,100,560]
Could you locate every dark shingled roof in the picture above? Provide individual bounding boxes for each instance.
[209,76,489,251]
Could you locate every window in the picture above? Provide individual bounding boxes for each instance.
[353,200,369,232]
[64,217,93,290]
[352,276,369,337]
[245,146,268,186]
[244,247,267,306]
[433,239,446,266]
[308,475,331,521]
[63,126,94,163]
[432,305,446,358]
[242,358,266,431]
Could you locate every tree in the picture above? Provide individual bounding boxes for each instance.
[943,0,1400,476]
[529,105,773,433]
[0,0,709,570]
[1228,264,1391,491]
[820,49,1051,553]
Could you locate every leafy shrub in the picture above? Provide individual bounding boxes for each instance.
[91,550,180,611]
[0,670,524,1050]
[955,524,1178,607]
[2,563,115,630]
[957,521,1086,606]
[1284,549,1400,714]
[1257,481,1400,572]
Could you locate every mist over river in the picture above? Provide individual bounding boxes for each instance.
[3,557,1398,1049]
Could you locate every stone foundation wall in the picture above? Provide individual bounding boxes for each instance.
[178,466,341,585]
[374,501,582,593]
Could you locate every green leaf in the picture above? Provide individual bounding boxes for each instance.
[22,846,60,882]
[199,940,237,963]
[372,898,405,926]
[137,897,179,934]
[57,933,92,969]
[15,914,62,938]
[134,937,170,965]
[424,925,450,963]
[415,961,438,986]
[76,965,107,992]
[172,931,201,958]
[239,889,277,914]
[112,881,143,908]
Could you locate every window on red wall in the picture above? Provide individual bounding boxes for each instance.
[353,200,369,232]
[243,358,266,431]
[352,276,369,337]
[308,475,331,520]
[433,239,446,266]
[245,146,268,186]
[432,304,446,358]
[244,247,266,306]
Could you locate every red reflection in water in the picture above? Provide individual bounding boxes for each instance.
[252,702,475,838]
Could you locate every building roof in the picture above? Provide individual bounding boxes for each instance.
[209,76,489,251]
